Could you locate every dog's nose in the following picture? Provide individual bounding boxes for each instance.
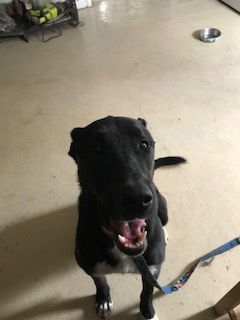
[123,190,153,211]
[142,194,153,207]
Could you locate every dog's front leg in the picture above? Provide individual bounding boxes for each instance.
[140,275,159,320]
[92,275,113,319]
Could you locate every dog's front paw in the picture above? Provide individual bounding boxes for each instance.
[140,313,159,320]
[95,298,113,319]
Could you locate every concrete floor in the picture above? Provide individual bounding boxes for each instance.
[0,0,240,319]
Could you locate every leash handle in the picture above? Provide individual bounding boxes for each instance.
[135,236,240,295]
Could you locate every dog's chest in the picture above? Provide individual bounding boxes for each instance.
[93,246,140,275]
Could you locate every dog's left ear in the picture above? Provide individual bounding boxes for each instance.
[137,118,147,127]
[68,127,83,161]
[70,127,83,140]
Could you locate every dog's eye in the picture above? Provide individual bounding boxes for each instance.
[140,141,150,151]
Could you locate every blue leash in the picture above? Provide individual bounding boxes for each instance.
[134,236,240,294]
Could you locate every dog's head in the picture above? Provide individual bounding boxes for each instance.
[69,116,157,256]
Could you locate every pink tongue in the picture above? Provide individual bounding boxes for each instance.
[110,218,146,240]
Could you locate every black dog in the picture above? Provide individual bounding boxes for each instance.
[69,116,185,320]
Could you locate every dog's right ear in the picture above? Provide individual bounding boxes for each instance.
[68,127,83,161]
[137,118,147,127]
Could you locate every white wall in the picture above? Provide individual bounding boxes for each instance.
[76,0,92,9]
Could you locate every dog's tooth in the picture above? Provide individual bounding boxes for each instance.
[139,230,147,241]
[136,239,144,247]
[118,234,126,244]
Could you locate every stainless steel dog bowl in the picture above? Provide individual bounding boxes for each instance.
[199,28,221,42]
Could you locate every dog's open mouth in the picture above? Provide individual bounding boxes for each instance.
[102,218,147,256]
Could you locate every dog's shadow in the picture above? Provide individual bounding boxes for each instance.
[0,207,77,314]
[0,206,141,320]
[1,296,94,320]
[1,295,139,320]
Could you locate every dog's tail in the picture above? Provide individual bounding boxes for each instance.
[155,156,186,169]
